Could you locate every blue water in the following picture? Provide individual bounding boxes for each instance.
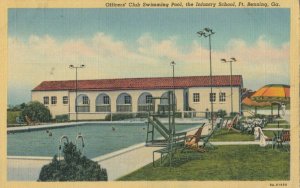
[7,123,200,158]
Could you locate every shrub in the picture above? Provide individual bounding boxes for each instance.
[21,101,52,122]
[105,113,134,121]
[254,114,267,119]
[217,109,227,118]
[55,114,69,122]
[135,113,148,118]
[38,142,108,181]
[230,112,240,117]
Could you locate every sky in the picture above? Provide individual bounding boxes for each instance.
[8,8,290,105]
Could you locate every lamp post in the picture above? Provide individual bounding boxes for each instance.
[170,61,176,135]
[69,64,85,122]
[197,28,215,128]
[221,58,237,115]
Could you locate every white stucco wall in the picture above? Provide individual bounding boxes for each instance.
[32,86,241,120]
[32,89,185,120]
[31,90,70,118]
[188,86,241,115]
[68,89,185,114]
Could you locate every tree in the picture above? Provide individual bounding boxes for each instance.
[21,101,52,122]
[38,142,108,181]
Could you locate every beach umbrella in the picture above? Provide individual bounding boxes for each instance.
[251,84,290,116]
[242,97,271,114]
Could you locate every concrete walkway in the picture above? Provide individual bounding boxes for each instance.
[94,145,162,180]
[8,156,52,181]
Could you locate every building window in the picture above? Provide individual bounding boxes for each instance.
[43,96,49,105]
[193,93,200,102]
[82,96,89,105]
[219,92,226,102]
[51,96,57,105]
[63,96,68,104]
[124,96,131,104]
[146,95,152,104]
[209,93,216,102]
[103,96,110,104]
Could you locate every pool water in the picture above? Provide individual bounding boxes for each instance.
[7,123,200,158]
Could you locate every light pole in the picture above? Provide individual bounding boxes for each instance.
[197,28,215,128]
[69,64,85,122]
[170,61,176,135]
[221,58,237,115]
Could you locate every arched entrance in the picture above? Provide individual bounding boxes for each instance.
[137,92,153,112]
[95,93,111,112]
[76,94,90,112]
[116,93,132,112]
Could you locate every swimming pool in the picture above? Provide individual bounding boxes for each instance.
[7,123,201,158]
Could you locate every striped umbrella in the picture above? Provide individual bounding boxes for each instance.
[242,97,271,107]
[251,84,290,103]
[251,84,290,116]
[242,97,271,115]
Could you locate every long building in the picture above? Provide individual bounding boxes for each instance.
[31,75,243,120]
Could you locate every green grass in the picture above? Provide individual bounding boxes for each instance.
[263,131,276,138]
[266,120,290,129]
[7,110,21,124]
[263,119,290,138]
[118,145,290,181]
[266,124,290,129]
[210,129,254,141]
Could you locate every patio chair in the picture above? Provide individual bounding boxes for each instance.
[214,118,224,131]
[201,123,219,149]
[272,130,290,151]
[185,126,205,152]
[226,114,241,132]
[153,131,187,167]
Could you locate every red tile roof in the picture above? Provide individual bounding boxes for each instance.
[32,75,243,91]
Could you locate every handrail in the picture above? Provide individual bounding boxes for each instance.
[76,134,85,155]
[58,135,69,160]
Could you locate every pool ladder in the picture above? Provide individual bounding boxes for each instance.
[76,134,85,155]
[58,134,85,160]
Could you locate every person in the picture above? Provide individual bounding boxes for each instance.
[254,127,270,147]
[112,127,115,131]
[280,103,286,117]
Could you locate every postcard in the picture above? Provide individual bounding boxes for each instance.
[1,0,299,187]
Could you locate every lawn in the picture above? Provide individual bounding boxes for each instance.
[263,119,290,137]
[119,145,290,181]
[210,129,254,141]
[265,121,290,129]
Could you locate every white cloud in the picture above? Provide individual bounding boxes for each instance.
[8,33,289,104]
